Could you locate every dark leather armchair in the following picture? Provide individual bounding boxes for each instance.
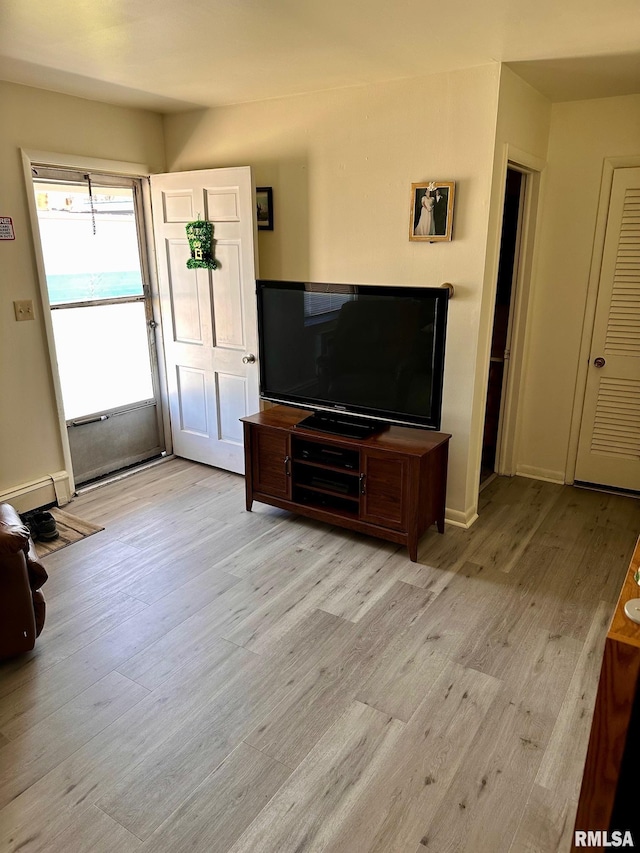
[0,503,48,660]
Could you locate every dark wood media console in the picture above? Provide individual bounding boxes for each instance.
[241,406,450,561]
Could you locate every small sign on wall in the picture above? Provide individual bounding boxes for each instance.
[0,217,15,240]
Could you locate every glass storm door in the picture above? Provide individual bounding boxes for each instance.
[32,167,164,485]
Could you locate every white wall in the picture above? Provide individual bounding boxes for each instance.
[164,65,501,522]
[0,81,165,506]
[516,94,640,482]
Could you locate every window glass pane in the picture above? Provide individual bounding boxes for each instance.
[304,291,354,318]
[52,302,154,420]
[34,182,144,304]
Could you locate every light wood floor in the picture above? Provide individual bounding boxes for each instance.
[1,460,639,853]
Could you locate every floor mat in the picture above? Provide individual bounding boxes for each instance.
[33,507,104,557]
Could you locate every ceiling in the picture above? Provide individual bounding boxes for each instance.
[1,0,639,113]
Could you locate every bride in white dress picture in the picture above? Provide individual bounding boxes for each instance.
[415,189,435,236]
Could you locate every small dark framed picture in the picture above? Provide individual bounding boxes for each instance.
[256,187,273,231]
[409,181,455,242]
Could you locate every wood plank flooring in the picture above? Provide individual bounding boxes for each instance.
[1,459,638,853]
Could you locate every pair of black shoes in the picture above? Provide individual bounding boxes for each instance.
[20,510,59,542]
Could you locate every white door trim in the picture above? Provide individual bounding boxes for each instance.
[23,149,149,178]
[565,155,640,484]
[22,149,77,494]
[21,149,170,494]
[500,147,546,478]
[496,165,531,475]
[475,143,546,491]
[141,177,173,457]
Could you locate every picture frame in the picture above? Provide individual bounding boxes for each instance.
[256,187,273,231]
[409,181,455,242]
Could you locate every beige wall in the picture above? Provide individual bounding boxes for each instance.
[8,69,626,522]
[0,81,165,502]
[494,67,552,159]
[164,66,501,521]
[516,94,640,482]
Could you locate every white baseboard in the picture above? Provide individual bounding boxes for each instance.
[445,506,479,529]
[0,471,72,513]
[515,464,566,485]
[51,470,73,505]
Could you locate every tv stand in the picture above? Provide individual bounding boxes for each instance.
[295,411,382,440]
[241,406,450,561]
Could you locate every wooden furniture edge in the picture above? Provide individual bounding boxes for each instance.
[571,536,640,851]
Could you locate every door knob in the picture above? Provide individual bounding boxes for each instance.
[593,357,606,368]
[242,353,256,364]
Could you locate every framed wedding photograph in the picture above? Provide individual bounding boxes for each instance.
[256,186,273,231]
[409,181,455,242]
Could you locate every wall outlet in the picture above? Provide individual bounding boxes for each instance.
[14,300,35,321]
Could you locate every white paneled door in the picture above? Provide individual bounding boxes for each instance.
[151,167,259,474]
[575,167,640,490]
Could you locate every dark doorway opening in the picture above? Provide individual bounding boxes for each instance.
[481,167,525,484]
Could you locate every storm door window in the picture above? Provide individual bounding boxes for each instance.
[33,170,154,420]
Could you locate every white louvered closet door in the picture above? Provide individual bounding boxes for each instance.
[575,167,640,490]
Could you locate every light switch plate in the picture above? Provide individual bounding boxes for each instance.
[14,300,35,321]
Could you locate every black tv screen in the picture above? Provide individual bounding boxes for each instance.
[257,280,449,431]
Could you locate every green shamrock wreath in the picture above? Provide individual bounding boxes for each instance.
[186,219,217,270]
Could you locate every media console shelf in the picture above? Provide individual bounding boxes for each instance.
[241,406,450,561]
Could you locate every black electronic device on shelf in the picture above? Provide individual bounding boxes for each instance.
[256,280,448,437]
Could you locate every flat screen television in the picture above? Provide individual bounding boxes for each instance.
[256,280,449,437]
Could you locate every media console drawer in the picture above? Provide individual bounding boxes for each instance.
[241,406,450,562]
